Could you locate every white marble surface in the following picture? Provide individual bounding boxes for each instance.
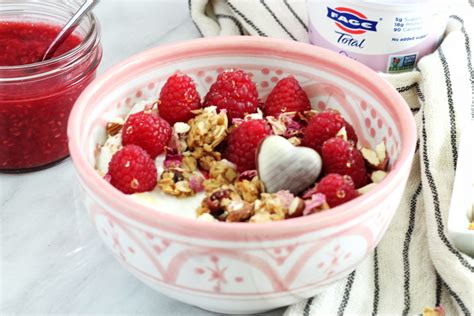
[0,1,283,314]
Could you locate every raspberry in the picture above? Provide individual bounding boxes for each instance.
[108,145,158,194]
[263,76,311,117]
[225,119,272,172]
[321,137,367,188]
[302,110,358,153]
[203,69,259,120]
[316,173,359,207]
[122,110,171,159]
[159,73,201,125]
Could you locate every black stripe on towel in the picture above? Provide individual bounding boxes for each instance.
[397,83,421,113]
[188,0,203,37]
[337,271,356,315]
[435,273,442,306]
[372,248,380,316]
[438,46,458,170]
[260,0,297,40]
[402,183,423,316]
[421,111,474,272]
[283,0,308,32]
[303,297,314,316]
[215,14,244,35]
[396,82,418,93]
[450,15,474,119]
[415,84,425,103]
[440,275,472,316]
[226,0,267,37]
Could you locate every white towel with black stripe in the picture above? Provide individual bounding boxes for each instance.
[190,1,474,315]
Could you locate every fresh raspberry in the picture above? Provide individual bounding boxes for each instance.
[263,76,311,117]
[302,110,358,153]
[108,145,158,194]
[225,119,272,172]
[203,69,259,120]
[122,110,171,159]
[159,73,201,125]
[321,137,367,188]
[316,173,359,207]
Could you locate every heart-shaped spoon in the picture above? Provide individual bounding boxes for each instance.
[257,136,322,194]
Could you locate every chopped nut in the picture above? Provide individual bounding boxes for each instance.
[361,147,380,166]
[288,137,301,146]
[249,211,272,223]
[174,122,190,134]
[106,119,124,136]
[358,183,377,195]
[371,170,387,183]
[361,142,389,170]
[375,142,387,162]
[336,126,348,141]
[226,201,254,222]
[253,193,287,221]
[267,116,287,135]
[288,197,305,218]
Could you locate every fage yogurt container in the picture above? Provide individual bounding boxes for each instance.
[308,0,450,73]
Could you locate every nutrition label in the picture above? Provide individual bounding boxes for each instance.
[392,16,428,43]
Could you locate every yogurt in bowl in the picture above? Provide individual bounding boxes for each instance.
[68,37,416,314]
[308,0,450,73]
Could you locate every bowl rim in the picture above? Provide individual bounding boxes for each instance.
[68,36,416,240]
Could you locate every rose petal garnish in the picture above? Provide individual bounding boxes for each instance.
[275,190,295,209]
[238,169,258,181]
[164,152,183,168]
[189,174,205,192]
[303,193,326,216]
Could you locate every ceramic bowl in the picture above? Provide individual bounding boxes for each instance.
[68,37,416,314]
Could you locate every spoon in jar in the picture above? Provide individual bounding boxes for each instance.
[41,0,100,61]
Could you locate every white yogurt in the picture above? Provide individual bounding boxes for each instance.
[307,0,450,73]
[97,100,203,219]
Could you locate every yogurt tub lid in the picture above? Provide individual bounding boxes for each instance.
[309,0,454,10]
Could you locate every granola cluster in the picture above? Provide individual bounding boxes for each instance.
[101,103,389,223]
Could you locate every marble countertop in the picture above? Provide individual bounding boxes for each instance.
[0,1,282,314]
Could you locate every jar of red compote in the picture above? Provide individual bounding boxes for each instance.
[0,0,102,172]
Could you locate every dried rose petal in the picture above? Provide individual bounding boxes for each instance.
[282,117,303,138]
[239,169,258,181]
[275,190,295,209]
[189,174,205,192]
[302,185,318,199]
[164,152,183,168]
[303,193,326,216]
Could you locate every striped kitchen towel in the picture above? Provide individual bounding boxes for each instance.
[190,1,474,315]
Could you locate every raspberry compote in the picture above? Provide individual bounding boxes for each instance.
[0,7,102,173]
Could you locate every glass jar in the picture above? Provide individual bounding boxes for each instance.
[0,0,102,173]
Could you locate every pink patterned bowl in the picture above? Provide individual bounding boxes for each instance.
[68,37,416,314]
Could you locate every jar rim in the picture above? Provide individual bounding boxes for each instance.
[0,11,100,81]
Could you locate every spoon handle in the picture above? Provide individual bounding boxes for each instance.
[42,0,100,61]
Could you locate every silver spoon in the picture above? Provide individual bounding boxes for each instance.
[41,0,100,61]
